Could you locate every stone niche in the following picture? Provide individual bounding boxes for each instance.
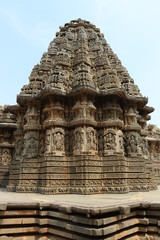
[4,18,160,194]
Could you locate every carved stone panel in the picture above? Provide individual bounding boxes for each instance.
[116,130,124,155]
[39,133,44,156]
[72,98,96,123]
[104,129,116,155]
[140,139,148,157]
[24,106,40,127]
[86,127,97,153]
[23,132,39,158]
[125,132,143,157]
[45,128,65,156]
[52,128,64,152]
[73,127,84,155]
[15,138,24,159]
[1,148,11,166]
[45,129,51,154]
[98,130,104,155]
[64,131,70,155]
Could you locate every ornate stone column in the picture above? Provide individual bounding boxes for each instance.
[147,124,160,187]
[124,104,156,191]
[70,96,99,194]
[0,106,16,188]
[16,102,41,192]
[7,111,24,191]
[39,98,69,194]
[97,98,128,193]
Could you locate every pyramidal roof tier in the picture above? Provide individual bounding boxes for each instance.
[0,106,16,129]
[19,19,145,103]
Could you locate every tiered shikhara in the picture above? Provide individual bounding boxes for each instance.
[2,19,160,194]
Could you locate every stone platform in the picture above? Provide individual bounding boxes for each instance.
[0,187,160,239]
[1,187,160,206]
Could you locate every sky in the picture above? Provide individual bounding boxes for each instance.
[0,0,160,126]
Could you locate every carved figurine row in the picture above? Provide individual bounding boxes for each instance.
[13,125,149,158]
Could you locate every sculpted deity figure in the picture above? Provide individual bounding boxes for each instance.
[52,131,64,152]
[24,136,38,157]
[29,137,37,150]
[98,134,104,152]
[52,133,57,151]
[140,139,148,155]
[104,132,116,150]
[128,134,138,153]
[56,132,64,151]
[15,139,23,157]
[2,149,11,165]
[75,131,83,151]
[117,130,124,153]
[87,129,97,151]
[45,130,51,153]
[119,135,124,151]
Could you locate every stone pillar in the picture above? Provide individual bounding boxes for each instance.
[148,140,160,186]
[39,99,69,194]
[0,107,16,188]
[0,145,12,187]
[7,113,24,191]
[98,99,128,193]
[16,103,41,192]
[69,96,100,194]
[124,105,155,191]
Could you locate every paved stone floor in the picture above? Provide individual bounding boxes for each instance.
[0,186,160,208]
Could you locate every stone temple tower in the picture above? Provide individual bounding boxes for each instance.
[7,19,157,194]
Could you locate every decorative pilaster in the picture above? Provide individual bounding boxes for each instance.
[7,113,24,191]
[97,98,128,193]
[124,104,155,191]
[39,98,69,194]
[16,103,41,193]
[0,106,16,188]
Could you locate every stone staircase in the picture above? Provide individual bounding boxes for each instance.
[0,202,160,239]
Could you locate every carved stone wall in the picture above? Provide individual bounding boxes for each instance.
[147,124,160,185]
[4,19,160,194]
[0,106,16,187]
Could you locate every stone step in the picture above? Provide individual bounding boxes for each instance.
[0,202,160,239]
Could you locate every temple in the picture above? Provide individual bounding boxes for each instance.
[1,19,160,194]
